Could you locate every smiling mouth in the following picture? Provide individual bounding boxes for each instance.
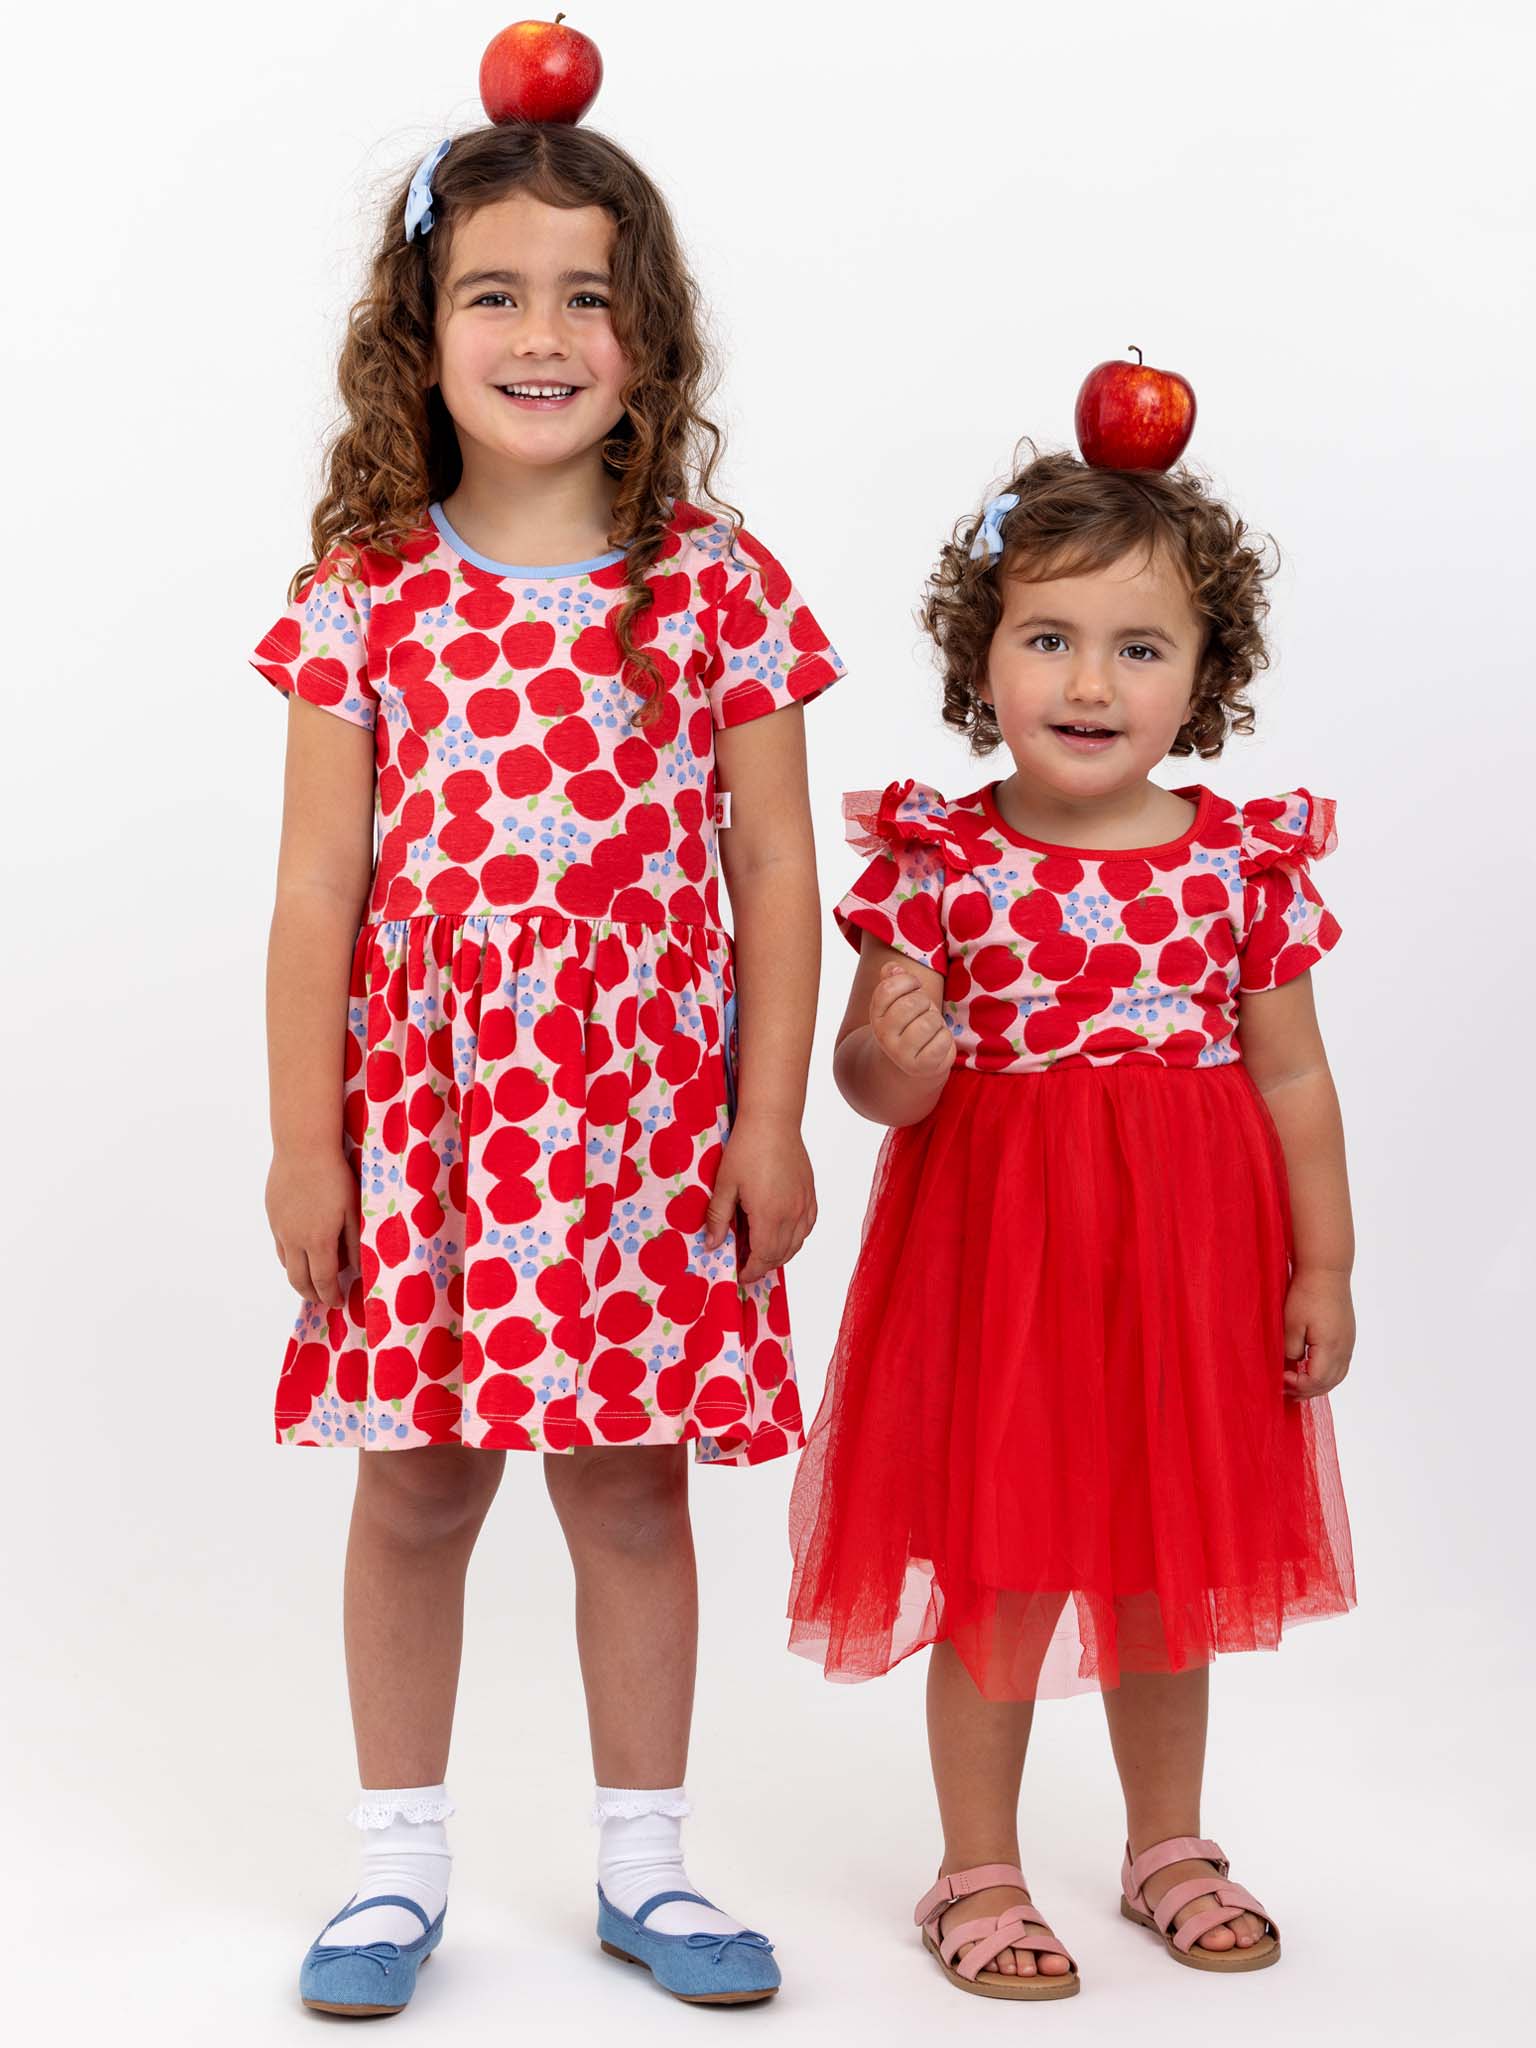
[1053,723,1119,739]
[499,382,579,403]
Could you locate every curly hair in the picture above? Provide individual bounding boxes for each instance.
[922,447,1277,758]
[292,123,735,722]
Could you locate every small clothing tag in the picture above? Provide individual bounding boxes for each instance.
[714,790,732,829]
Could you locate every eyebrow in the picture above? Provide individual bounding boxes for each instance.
[1014,615,1180,647]
[450,267,612,292]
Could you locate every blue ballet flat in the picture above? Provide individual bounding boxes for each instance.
[597,1886,780,2004]
[299,1893,444,2016]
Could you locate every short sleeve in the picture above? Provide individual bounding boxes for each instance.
[832,780,952,974]
[699,525,846,730]
[1238,790,1342,992]
[250,554,379,732]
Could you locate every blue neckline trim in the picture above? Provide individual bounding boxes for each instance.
[428,502,625,579]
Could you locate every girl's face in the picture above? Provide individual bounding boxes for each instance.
[432,192,631,475]
[980,547,1202,798]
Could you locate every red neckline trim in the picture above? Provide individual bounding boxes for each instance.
[978,781,1213,858]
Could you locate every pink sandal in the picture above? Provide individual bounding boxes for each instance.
[914,1864,1080,2001]
[1119,1835,1280,1972]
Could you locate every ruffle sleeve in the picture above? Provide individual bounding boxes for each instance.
[833,778,955,974]
[250,550,379,732]
[1238,790,1342,991]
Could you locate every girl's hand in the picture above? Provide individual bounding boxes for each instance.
[869,959,956,1081]
[1282,1268,1355,1398]
[704,1112,817,1286]
[266,1148,361,1309]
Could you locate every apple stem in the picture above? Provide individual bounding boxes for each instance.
[555,10,565,20]
[1128,344,1143,365]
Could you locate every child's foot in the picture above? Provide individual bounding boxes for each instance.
[939,1882,1075,1980]
[1134,1855,1267,1953]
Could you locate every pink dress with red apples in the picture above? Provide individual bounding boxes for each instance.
[252,501,842,1463]
[787,777,1357,1698]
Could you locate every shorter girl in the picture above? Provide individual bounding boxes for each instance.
[788,452,1357,1999]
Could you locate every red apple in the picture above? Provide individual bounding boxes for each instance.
[480,15,603,126]
[1075,347,1196,471]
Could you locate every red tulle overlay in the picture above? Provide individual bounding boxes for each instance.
[788,1062,1356,1700]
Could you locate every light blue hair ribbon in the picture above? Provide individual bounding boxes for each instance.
[969,491,1019,562]
[404,138,452,244]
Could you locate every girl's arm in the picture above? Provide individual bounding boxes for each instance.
[706,705,819,1284]
[1240,971,1356,1398]
[264,699,375,1308]
[835,933,956,1128]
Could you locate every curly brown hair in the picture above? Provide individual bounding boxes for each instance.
[292,123,735,720]
[922,447,1277,758]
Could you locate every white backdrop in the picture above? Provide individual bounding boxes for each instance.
[5,3,1532,2041]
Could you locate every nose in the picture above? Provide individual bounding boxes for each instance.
[1062,656,1114,708]
[511,299,569,361]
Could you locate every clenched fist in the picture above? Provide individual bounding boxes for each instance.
[869,959,956,1082]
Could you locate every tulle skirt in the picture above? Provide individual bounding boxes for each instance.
[787,1061,1356,1699]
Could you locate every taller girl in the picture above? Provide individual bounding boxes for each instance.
[253,124,841,2014]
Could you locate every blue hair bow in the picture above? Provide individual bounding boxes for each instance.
[969,491,1019,562]
[404,138,452,243]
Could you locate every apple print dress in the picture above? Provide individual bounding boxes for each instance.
[252,500,843,1464]
[787,777,1357,1698]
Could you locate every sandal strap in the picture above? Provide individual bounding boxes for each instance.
[913,1863,1029,1928]
[632,1888,715,1926]
[951,1910,1075,1981]
[1123,1835,1229,1901]
[1166,1884,1275,1953]
[325,1893,433,1934]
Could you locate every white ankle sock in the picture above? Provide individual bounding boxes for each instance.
[593,1785,744,1939]
[330,1785,454,1946]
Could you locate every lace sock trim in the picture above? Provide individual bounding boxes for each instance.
[590,1784,692,1825]
[347,1784,457,1829]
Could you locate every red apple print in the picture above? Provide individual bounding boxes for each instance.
[1204,917,1237,966]
[1158,1030,1207,1068]
[1031,855,1084,892]
[788,654,838,702]
[545,716,600,773]
[413,1384,463,1444]
[378,765,405,819]
[1023,1004,1080,1055]
[1182,872,1228,917]
[1028,931,1088,979]
[374,1346,418,1400]
[403,680,451,732]
[480,853,538,906]
[570,624,621,675]
[696,1376,748,1428]
[437,813,494,863]
[626,802,670,852]
[369,599,416,653]
[1086,941,1141,986]
[1274,941,1322,982]
[485,1316,547,1371]
[457,586,513,630]
[1099,856,1154,901]
[296,656,348,707]
[442,769,491,813]
[464,1256,516,1313]
[465,685,521,735]
[971,943,1023,991]
[376,1212,412,1268]
[394,1270,435,1327]
[948,887,992,942]
[398,731,428,778]
[256,616,300,665]
[525,667,583,717]
[418,1327,460,1382]
[426,867,479,916]
[1121,894,1179,943]
[1082,1026,1147,1058]
[970,995,1020,1039]
[477,1373,536,1426]
[288,1342,331,1399]
[334,1349,368,1403]
[501,620,557,670]
[567,769,625,820]
[1158,936,1207,987]
[436,632,496,683]
[1010,890,1064,941]
[367,1049,404,1102]
[610,735,658,789]
[1057,975,1112,1020]
[496,745,553,799]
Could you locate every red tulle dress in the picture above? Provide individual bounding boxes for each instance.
[787,778,1357,1700]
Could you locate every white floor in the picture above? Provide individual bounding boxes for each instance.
[16,1590,1526,2046]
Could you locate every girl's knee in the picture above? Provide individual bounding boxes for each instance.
[356,1445,503,1546]
[546,1446,689,1556]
